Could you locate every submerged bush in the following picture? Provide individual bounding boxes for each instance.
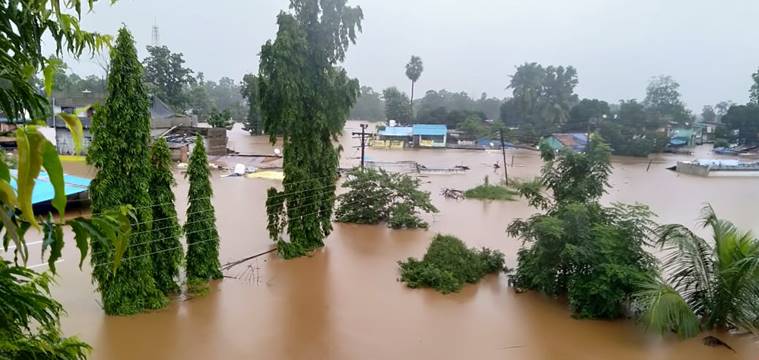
[336,168,437,229]
[398,234,505,294]
[464,176,518,201]
[510,135,657,319]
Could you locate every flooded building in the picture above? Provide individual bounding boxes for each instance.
[49,96,196,155]
[373,126,412,149]
[412,124,447,148]
[543,133,588,152]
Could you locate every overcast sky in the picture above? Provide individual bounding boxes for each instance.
[50,0,759,111]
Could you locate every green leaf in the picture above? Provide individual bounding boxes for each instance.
[0,206,22,263]
[42,216,64,273]
[68,220,91,268]
[0,179,18,207]
[57,113,85,154]
[43,57,64,98]
[41,140,67,218]
[0,156,10,181]
[15,127,43,229]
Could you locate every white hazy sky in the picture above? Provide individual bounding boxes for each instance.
[49,0,759,111]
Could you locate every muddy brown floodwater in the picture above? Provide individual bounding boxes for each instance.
[46,122,758,359]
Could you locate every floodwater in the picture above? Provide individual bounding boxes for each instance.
[45,122,758,359]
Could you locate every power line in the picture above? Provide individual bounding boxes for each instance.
[88,189,394,261]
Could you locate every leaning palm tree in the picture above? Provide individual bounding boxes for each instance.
[636,205,759,338]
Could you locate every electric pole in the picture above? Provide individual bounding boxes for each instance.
[352,123,368,169]
[500,129,508,183]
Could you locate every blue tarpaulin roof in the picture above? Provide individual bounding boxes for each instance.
[9,170,90,205]
[378,126,413,137]
[412,124,447,136]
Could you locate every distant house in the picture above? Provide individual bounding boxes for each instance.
[412,124,447,148]
[668,128,697,148]
[374,126,412,149]
[543,133,588,152]
[49,96,196,155]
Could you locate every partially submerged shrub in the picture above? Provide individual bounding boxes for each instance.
[336,168,437,229]
[398,234,505,294]
[464,176,518,201]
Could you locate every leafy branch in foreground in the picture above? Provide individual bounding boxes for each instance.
[335,168,437,229]
[634,205,759,338]
[398,234,504,294]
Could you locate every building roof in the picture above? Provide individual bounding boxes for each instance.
[10,170,90,205]
[412,124,447,136]
[548,133,588,152]
[378,126,412,137]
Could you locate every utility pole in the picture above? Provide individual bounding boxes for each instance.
[352,123,368,169]
[499,129,508,183]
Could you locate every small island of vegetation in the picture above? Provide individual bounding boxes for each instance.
[398,234,505,294]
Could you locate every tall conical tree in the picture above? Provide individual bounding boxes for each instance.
[87,27,167,315]
[148,138,183,294]
[184,135,222,282]
[259,0,363,258]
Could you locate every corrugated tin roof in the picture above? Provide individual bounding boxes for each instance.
[378,126,413,137]
[412,124,447,136]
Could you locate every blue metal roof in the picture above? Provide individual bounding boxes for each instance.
[378,126,412,137]
[10,170,90,205]
[412,124,447,136]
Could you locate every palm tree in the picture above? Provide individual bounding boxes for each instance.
[405,56,423,118]
[636,205,759,338]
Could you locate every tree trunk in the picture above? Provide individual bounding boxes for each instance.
[410,80,415,122]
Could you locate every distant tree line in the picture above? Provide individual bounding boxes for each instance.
[49,45,253,128]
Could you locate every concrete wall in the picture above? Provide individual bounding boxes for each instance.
[55,128,92,155]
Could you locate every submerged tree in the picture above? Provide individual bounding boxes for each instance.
[398,234,505,294]
[241,73,263,134]
[88,27,167,315]
[148,138,183,295]
[636,205,759,338]
[259,0,363,258]
[335,168,437,229]
[184,136,222,283]
[509,136,657,319]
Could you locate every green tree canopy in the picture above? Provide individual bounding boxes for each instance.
[383,87,412,123]
[207,108,233,129]
[184,136,222,283]
[721,104,759,145]
[148,138,183,295]
[565,98,610,132]
[750,67,759,105]
[643,75,692,126]
[259,0,363,259]
[143,45,195,111]
[510,136,657,319]
[88,27,168,315]
[241,73,263,134]
[501,63,578,143]
[350,86,385,121]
